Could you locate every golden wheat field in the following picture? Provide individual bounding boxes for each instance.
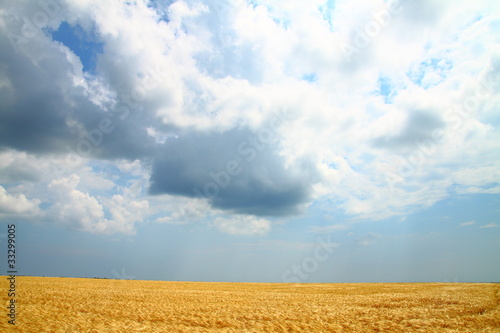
[0,276,499,332]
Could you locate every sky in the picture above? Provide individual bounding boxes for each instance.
[0,0,499,283]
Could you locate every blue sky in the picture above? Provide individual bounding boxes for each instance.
[0,0,499,283]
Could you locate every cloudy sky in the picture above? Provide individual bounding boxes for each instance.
[0,0,499,282]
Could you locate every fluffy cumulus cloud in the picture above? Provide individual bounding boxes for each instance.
[46,174,149,234]
[0,186,41,218]
[0,0,499,234]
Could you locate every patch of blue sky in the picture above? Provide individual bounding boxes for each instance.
[407,69,425,87]
[378,76,393,103]
[407,57,453,88]
[86,161,139,192]
[371,76,396,103]
[311,192,500,241]
[147,0,174,23]
[408,193,500,234]
[39,201,53,210]
[248,0,258,8]
[482,183,500,190]
[301,72,318,83]
[271,16,291,29]
[378,76,391,96]
[50,21,104,74]
[319,0,336,31]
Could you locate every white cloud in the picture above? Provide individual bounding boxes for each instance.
[103,194,149,234]
[480,223,498,229]
[0,150,45,183]
[154,198,210,224]
[46,174,149,234]
[0,186,41,218]
[47,175,108,233]
[214,215,271,235]
[460,221,476,227]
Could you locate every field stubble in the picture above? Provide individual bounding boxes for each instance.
[1,276,499,332]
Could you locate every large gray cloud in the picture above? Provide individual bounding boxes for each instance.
[0,14,159,161]
[149,128,318,216]
[372,110,445,154]
[0,20,80,154]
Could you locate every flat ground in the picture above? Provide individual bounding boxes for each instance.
[1,276,499,332]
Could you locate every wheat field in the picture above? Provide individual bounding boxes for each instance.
[1,276,499,332]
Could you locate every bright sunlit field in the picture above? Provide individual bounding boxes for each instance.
[1,276,499,332]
